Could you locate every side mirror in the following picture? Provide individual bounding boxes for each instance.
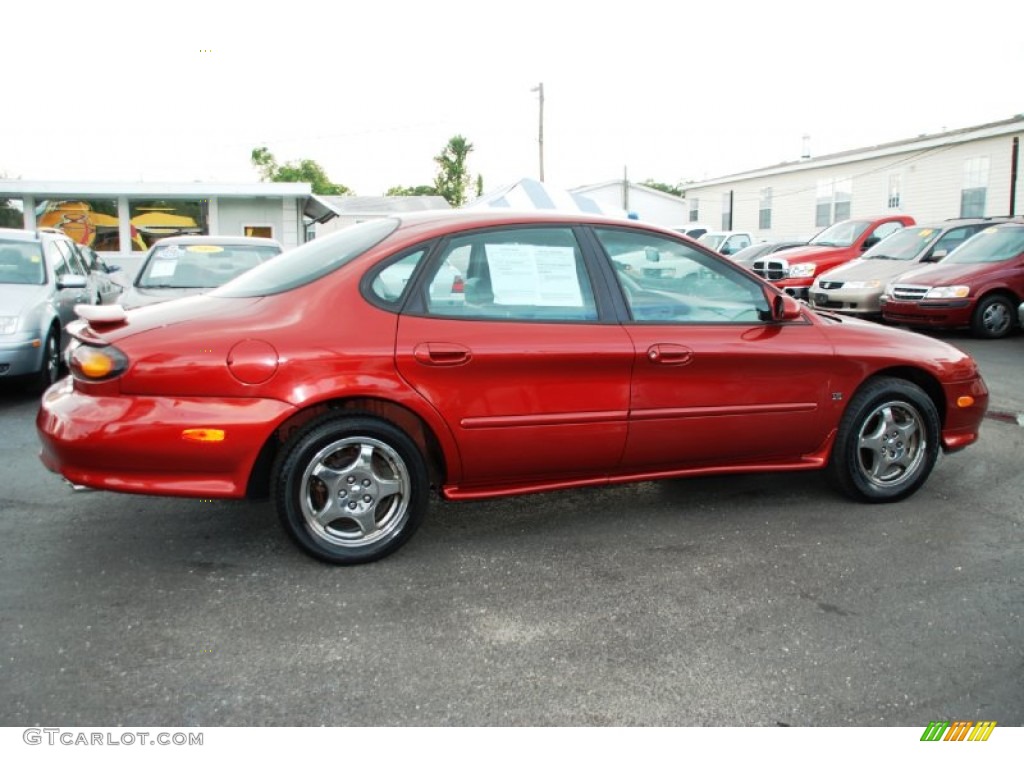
[105,263,123,273]
[721,245,734,255]
[772,293,803,321]
[57,274,88,290]
[861,236,880,250]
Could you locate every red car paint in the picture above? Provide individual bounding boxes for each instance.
[36,210,988,563]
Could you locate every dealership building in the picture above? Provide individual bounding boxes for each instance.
[681,116,1024,240]
[0,179,339,273]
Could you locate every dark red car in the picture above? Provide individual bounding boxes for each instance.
[880,221,1024,338]
[37,211,989,564]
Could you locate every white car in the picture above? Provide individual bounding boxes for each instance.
[698,231,754,256]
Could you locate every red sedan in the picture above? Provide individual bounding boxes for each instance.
[37,211,989,564]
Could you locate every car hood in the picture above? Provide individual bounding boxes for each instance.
[119,286,208,309]
[762,244,848,264]
[0,283,49,315]
[891,262,992,286]
[819,258,925,283]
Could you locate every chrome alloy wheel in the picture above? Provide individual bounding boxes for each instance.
[300,436,411,549]
[855,400,926,488]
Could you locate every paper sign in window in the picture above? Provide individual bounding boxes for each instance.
[149,259,178,278]
[486,244,583,307]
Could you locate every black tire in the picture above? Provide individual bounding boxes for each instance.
[827,377,940,503]
[273,414,429,564]
[32,328,61,394]
[970,294,1016,339]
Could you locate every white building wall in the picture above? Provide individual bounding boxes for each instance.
[571,182,688,227]
[684,126,1023,240]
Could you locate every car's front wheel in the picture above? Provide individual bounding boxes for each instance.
[31,328,60,394]
[827,377,940,503]
[273,415,429,564]
[971,294,1015,339]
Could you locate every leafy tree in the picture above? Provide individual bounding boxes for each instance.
[385,185,438,197]
[642,180,686,198]
[433,135,474,207]
[250,146,352,196]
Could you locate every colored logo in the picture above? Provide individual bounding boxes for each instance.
[920,721,996,741]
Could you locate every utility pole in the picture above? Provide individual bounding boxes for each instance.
[531,83,545,181]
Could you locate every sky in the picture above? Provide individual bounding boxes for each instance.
[2,0,1022,197]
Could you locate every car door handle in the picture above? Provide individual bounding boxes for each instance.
[646,343,694,365]
[413,342,472,366]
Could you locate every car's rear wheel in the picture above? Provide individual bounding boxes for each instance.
[970,294,1015,339]
[273,415,428,564]
[827,377,939,503]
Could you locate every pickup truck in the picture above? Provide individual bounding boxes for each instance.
[752,215,915,299]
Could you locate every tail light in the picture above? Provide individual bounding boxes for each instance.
[70,343,129,382]
[452,275,465,294]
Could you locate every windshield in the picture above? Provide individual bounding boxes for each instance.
[861,227,940,261]
[941,226,1024,264]
[137,242,282,289]
[0,240,46,285]
[808,220,870,247]
[214,218,399,297]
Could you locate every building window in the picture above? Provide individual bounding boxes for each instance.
[759,187,772,230]
[815,178,852,226]
[129,199,208,251]
[34,198,124,251]
[721,192,732,230]
[887,174,902,209]
[689,198,699,222]
[0,197,24,228]
[815,180,833,227]
[244,224,274,239]
[834,177,852,221]
[960,157,989,218]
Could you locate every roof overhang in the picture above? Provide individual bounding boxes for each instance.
[303,194,341,224]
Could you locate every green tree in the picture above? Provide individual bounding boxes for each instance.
[250,146,352,196]
[642,180,686,198]
[433,135,474,207]
[385,185,438,197]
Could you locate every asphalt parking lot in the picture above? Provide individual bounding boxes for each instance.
[1,331,1021,726]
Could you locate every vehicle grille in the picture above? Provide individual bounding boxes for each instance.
[753,258,788,281]
[818,280,843,290]
[890,284,929,301]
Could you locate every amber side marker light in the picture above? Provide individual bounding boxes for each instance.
[182,429,226,443]
[957,396,975,408]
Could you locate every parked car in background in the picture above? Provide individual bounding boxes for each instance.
[753,215,914,299]
[880,221,1024,338]
[38,210,988,565]
[697,231,754,256]
[729,240,806,267]
[78,243,124,304]
[119,235,283,309]
[809,218,1011,318]
[671,225,711,239]
[0,227,100,391]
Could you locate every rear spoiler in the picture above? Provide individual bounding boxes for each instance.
[74,304,128,328]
